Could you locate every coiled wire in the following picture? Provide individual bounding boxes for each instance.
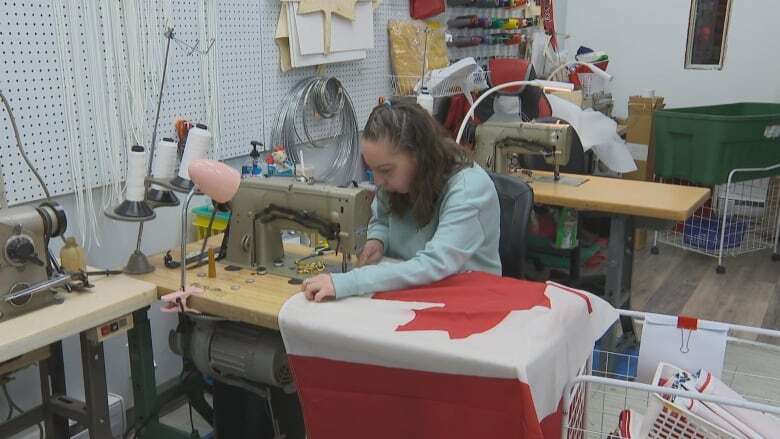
[270,77,361,186]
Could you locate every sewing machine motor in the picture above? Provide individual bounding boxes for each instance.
[0,202,68,321]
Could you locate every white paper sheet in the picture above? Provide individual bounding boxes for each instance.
[287,3,366,68]
[293,0,374,55]
[547,94,637,173]
[636,313,728,384]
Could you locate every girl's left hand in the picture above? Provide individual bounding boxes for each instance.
[302,274,336,302]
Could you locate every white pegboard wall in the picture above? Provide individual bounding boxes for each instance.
[0,0,409,205]
[1,1,78,204]
[258,0,410,142]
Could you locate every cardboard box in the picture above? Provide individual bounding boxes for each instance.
[548,89,584,108]
[626,96,664,145]
[624,160,648,181]
[634,229,648,251]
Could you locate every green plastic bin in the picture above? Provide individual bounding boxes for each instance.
[653,103,780,185]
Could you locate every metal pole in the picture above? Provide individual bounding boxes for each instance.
[182,187,198,291]
[134,28,175,253]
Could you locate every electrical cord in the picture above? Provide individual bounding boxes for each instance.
[0,90,54,202]
[0,89,68,247]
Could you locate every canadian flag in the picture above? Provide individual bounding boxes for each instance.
[280,272,617,439]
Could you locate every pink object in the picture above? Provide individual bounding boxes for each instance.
[160,287,204,314]
[188,159,241,203]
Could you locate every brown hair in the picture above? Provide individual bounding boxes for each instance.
[363,101,471,227]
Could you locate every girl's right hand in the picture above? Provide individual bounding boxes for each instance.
[357,239,384,267]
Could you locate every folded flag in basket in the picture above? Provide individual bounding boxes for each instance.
[279,271,617,439]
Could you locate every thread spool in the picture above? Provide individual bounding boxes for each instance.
[178,123,211,180]
[126,145,148,202]
[113,145,155,219]
[153,137,178,182]
[148,137,180,206]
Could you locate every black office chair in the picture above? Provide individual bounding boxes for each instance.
[488,172,534,279]
[521,117,606,293]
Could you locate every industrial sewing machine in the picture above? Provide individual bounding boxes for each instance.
[474,120,586,186]
[223,177,373,277]
[0,202,73,322]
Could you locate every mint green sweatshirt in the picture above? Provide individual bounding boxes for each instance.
[331,164,502,298]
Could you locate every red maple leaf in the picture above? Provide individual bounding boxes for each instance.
[373,272,552,339]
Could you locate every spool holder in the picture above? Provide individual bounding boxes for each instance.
[104,177,198,222]
[104,28,177,275]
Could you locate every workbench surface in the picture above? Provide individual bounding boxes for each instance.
[132,174,710,330]
[133,240,331,330]
[0,274,158,363]
[522,171,710,221]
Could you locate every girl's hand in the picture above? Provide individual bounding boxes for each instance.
[357,239,384,267]
[302,274,336,302]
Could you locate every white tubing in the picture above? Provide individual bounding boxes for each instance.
[454,80,573,144]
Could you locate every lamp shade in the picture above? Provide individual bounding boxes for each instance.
[188,159,241,203]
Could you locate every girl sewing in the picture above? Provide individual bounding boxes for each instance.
[302,101,502,301]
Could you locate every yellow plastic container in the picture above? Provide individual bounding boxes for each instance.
[192,205,231,239]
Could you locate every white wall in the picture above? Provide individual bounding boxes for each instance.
[564,0,780,117]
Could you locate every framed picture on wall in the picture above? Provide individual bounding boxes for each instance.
[685,0,733,70]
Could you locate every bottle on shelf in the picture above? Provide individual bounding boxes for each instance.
[416,86,435,114]
[241,141,264,178]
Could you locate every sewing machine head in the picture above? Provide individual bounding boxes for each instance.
[0,202,68,321]
[224,177,372,276]
[474,120,574,174]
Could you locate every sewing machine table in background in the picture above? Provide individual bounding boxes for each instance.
[0,274,159,439]
[518,170,710,345]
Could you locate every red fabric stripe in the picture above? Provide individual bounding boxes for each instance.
[289,355,563,439]
[697,371,712,393]
[373,272,551,339]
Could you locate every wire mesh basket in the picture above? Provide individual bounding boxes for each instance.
[653,165,780,273]
[577,73,607,97]
[388,70,490,98]
[563,311,780,439]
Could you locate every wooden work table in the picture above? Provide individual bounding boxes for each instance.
[133,240,335,330]
[0,274,158,363]
[516,171,711,222]
[0,273,159,439]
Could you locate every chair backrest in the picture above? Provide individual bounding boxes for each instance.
[488,172,533,279]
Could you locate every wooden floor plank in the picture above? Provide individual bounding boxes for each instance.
[639,250,713,316]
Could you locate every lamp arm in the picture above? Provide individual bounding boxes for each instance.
[455,80,572,144]
[456,81,533,144]
[181,186,198,291]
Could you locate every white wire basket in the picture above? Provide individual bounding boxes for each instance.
[653,165,780,273]
[562,310,780,439]
[577,73,607,97]
[388,70,490,98]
